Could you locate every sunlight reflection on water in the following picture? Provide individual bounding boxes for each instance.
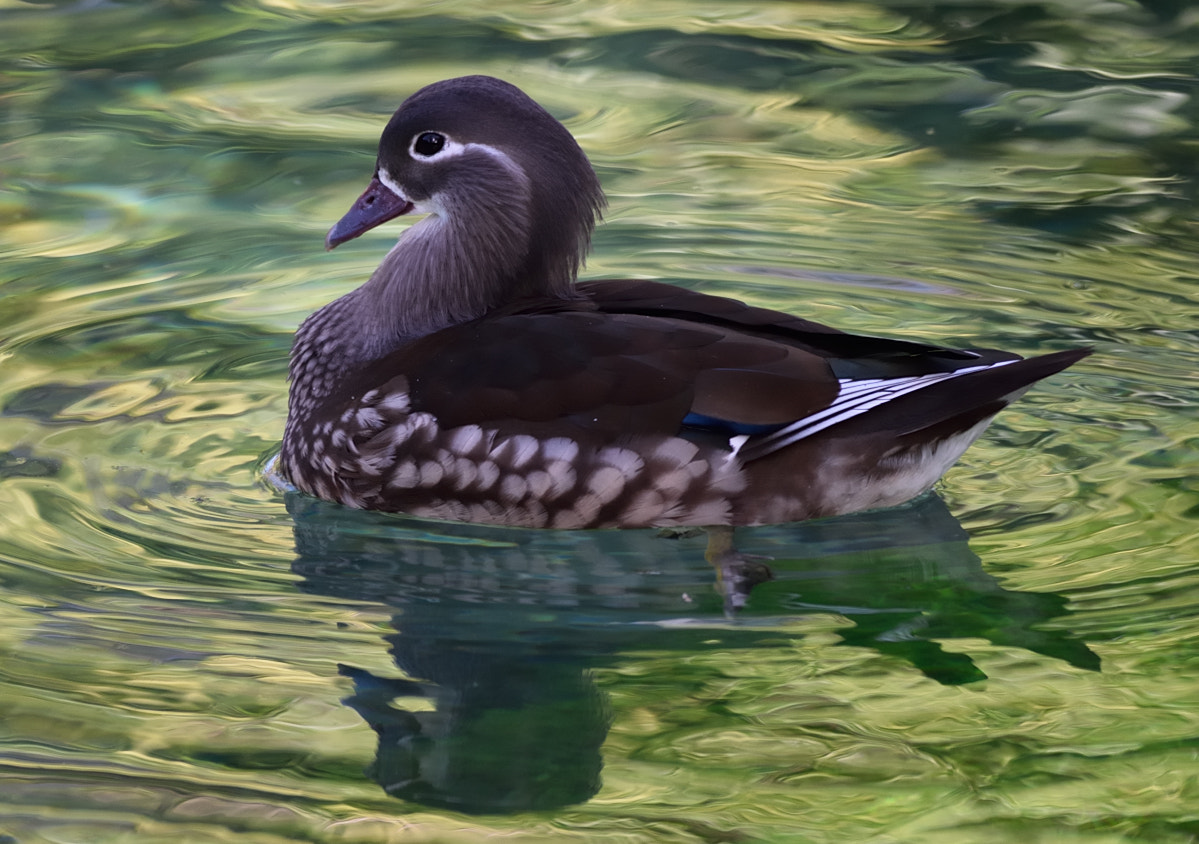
[1,1,1198,841]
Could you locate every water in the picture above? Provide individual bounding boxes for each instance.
[2,1,1198,841]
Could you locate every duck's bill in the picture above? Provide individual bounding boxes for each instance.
[325,175,415,250]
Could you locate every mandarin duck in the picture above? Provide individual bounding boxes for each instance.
[280,76,1088,530]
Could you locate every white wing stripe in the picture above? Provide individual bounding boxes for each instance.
[745,359,1017,453]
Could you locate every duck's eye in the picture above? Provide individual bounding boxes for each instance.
[413,132,446,157]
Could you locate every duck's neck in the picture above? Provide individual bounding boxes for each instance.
[363,212,531,344]
[290,208,580,406]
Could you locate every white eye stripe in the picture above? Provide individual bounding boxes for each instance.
[382,138,529,220]
[406,133,520,176]
[376,167,410,202]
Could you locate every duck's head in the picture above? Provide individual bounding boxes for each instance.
[326,76,606,299]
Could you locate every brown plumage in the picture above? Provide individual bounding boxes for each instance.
[279,76,1089,528]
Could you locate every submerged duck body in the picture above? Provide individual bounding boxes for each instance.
[280,75,1088,529]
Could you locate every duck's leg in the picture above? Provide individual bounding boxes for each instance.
[703,525,773,616]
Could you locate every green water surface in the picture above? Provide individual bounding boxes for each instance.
[2,1,1198,842]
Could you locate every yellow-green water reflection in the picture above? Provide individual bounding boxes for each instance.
[2,1,1198,841]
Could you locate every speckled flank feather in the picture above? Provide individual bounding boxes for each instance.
[281,386,746,528]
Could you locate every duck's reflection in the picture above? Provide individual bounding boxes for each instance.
[334,645,609,813]
[287,493,1097,814]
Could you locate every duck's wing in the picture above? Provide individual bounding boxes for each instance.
[579,280,1089,453]
[340,283,1085,468]
[370,307,841,445]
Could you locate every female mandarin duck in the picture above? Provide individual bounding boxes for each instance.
[280,76,1088,529]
